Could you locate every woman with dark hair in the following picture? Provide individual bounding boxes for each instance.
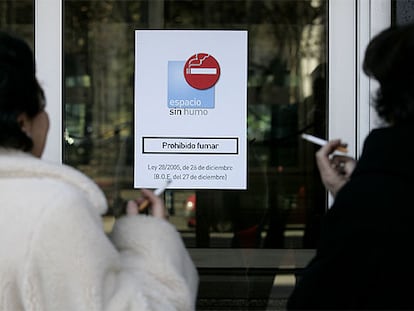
[0,33,47,155]
[287,23,414,310]
[0,31,198,310]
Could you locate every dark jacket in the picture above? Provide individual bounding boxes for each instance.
[287,124,414,310]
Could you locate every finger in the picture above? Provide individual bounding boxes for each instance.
[318,139,342,157]
[316,141,338,171]
[331,156,345,171]
[331,155,356,175]
[342,159,357,178]
[126,200,139,216]
[140,188,165,218]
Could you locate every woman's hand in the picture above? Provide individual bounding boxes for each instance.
[126,188,166,219]
[315,139,356,197]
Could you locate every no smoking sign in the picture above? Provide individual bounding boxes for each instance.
[184,53,221,90]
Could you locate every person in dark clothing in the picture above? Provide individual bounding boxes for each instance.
[287,22,414,310]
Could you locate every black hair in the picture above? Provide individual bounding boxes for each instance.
[363,23,414,125]
[0,31,45,151]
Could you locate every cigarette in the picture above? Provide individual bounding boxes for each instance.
[138,179,172,212]
[188,68,217,75]
[301,133,348,153]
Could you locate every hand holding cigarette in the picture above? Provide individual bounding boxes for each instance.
[126,180,172,219]
[139,179,172,210]
[315,138,356,197]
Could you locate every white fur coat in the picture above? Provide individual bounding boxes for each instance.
[0,149,198,310]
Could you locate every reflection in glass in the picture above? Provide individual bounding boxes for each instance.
[0,1,33,46]
[63,0,327,250]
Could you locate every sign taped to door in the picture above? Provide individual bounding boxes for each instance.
[134,30,247,189]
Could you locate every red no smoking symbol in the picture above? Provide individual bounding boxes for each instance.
[183,53,221,90]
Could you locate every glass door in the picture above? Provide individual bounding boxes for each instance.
[60,0,329,246]
[34,0,391,309]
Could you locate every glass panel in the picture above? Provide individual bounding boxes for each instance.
[64,0,326,307]
[64,0,327,249]
[0,0,34,45]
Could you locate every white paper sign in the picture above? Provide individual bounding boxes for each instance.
[134,30,247,189]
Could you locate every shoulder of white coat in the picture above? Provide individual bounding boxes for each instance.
[0,149,107,214]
